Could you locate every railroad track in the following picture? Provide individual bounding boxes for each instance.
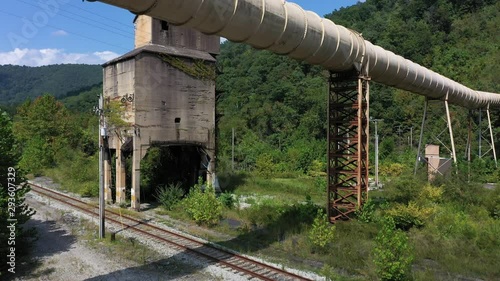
[29,183,314,281]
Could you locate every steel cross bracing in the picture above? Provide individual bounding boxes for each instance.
[328,70,369,222]
[467,109,498,167]
[414,100,498,177]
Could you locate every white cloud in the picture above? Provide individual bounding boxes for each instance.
[93,51,119,62]
[0,48,120,66]
[51,30,68,37]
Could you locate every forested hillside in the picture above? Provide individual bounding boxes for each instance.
[60,83,102,113]
[216,0,499,174]
[0,64,102,105]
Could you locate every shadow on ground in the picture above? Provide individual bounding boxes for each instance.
[5,218,77,280]
[84,201,320,280]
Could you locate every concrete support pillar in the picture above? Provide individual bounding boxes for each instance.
[104,148,113,203]
[206,150,221,192]
[206,157,214,186]
[115,144,126,205]
[131,150,141,211]
[131,139,147,211]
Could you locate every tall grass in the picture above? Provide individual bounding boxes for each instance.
[44,147,98,197]
[214,172,500,280]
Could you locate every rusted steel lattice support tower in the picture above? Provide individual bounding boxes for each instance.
[328,70,370,222]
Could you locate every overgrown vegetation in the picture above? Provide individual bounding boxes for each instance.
[14,95,99,195]
[182,179,223,226]
[3,0,499,279]
[373,218,414,281]
[158,54,216,81]
[308,210,336,252]
[155,183,184,211]
[0,111,36,276]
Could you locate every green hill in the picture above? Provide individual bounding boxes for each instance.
[59,83,103,113]
[215,0,499,171]
[0,64,102,106]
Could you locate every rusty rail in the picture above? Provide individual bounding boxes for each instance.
[29,183,313,281]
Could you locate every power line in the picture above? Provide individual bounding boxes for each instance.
[66,2,132,27]
[65,1,172,44]
[16,0,135,40]
[0,9,130,52]
[59,5,134,35]
[60,4,155,44]
[15,0,157,46]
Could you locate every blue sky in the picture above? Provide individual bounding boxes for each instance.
[0,0,362,66]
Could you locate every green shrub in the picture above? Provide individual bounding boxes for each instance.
[484,186,500,219]
[81,182,98,197]
[373,218,413,281]
[382,184,442,230]
[308,159,326,177]
[385,174,425,204]
[308,210,336,252]
[218,192,235,209]
[255,153,275,178]
[241,197,318,241]
[441,179,484,206]
[428,207,478,240]
[155,182,184,211]
[44,148,99,197]
[385,202,435,230]
[356,200,378,223]
[418,184,443,203]
[379,162,405,177]
[314,176,327,193]
[183,180,223,226]
[20,136,54,175]
[244,198,286,227]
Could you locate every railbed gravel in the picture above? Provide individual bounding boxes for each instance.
[25,178,322,281]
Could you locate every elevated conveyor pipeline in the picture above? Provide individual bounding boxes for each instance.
[90,0,500,109]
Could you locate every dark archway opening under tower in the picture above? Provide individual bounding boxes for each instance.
[140,144,209,202]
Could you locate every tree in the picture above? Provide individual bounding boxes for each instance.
[14,95,75,174]
[373,218,414,281]
[0,111,36,275]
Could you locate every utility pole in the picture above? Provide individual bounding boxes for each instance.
[479,109,482,158]
[231,127,235,171]
[371,118,383,188]
[396,125,403,148]
[410,127,413,147]
[98,94,106,239]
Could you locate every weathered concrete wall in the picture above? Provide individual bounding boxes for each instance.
[133,52,216,150]
[134,15,219,55]
[135,16,153,48]
[103,59,136,150]
[151,19,220,55]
